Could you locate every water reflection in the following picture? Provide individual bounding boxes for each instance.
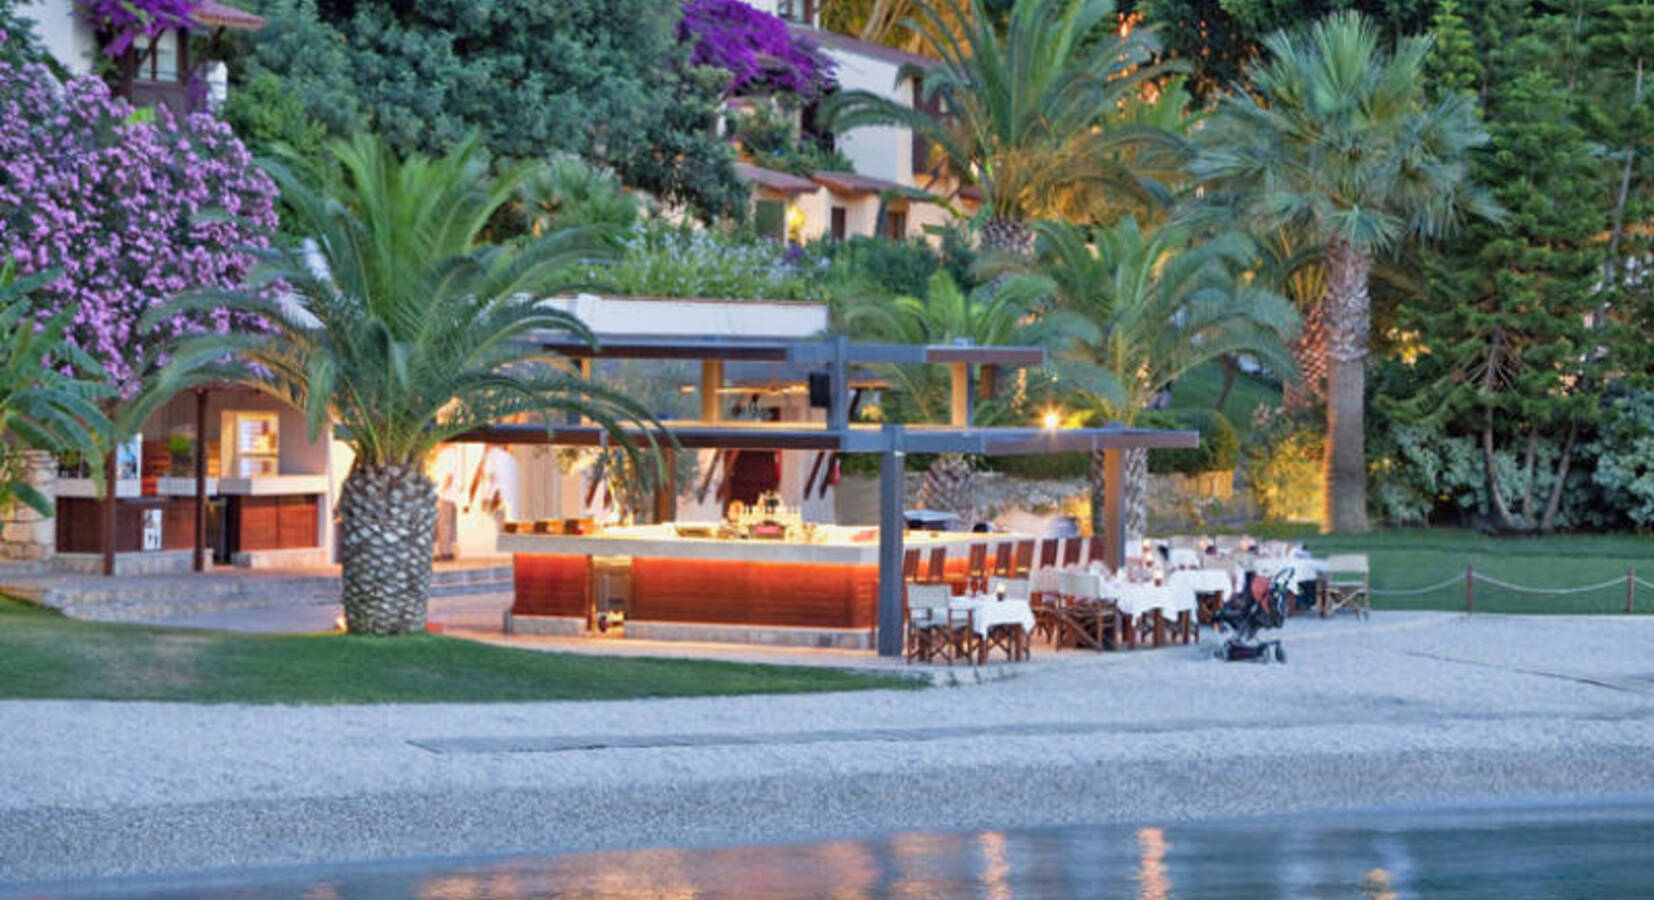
[24,802,1654,899]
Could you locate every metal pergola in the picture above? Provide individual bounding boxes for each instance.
[457,333,1197,657]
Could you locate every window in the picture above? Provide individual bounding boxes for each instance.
[885,209,907,241]
[754,199,787,241]
[830,206,847,241]
[776,0,817,24]
[152,31,179,81]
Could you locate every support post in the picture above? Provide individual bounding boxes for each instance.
[568,358,593,425]
[652,447,677,524]
[1465,564,1474,613]
[700,360,723,423]
[828,336,849,432]
[1101,447,1125,571]
[101,448,117,576]
[876,423,905,657]
[193,387,208,572]
[949,362,969,427]
[1628,566,1636,614]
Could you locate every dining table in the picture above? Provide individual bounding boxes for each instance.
[951,594,1035,662]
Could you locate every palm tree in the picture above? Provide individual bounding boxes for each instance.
[840,270,1039,515]
[822,0,1173,255]
[0,264,110,516]
[1001,218,1298,537]
[1190,11,1497,532]
[163,134,662,635]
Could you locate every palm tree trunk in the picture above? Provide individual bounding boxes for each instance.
[979,215,1032,258]
[1283,297,1328,412]
[1123,447,1148,542]
[1322,236,1372,533]
[337,460,437,634]
[921,453,975,519]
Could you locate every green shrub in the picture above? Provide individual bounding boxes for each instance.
[1243,408,1324,523]
[603,221,816,300]
[1586,388,1654,530]
[1140,408,1239,475]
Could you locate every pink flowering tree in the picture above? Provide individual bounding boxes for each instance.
[679,0,835,100]
[0,58,277,401]
[73,0,201,55]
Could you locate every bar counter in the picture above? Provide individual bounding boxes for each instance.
[502,525,1016,647]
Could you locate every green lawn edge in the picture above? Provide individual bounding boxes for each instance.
[0,597,923,704]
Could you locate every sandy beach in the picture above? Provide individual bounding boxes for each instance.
[3,612,1653,887]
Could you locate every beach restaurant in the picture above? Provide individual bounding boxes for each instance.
[454,333,1197,658]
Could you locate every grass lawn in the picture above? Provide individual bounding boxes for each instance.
[1168,360,1281,433]
[0,598,920,704]
[1302,529,1654,615]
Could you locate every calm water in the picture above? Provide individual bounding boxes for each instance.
[17,800,1654,899]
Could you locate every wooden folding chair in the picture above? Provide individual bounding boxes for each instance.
[1061,537,1082,568]
[1320,553,1371,619]
[902,548,921,582]
[1086,535,1106,567]
[923,547,949,586]
[904,583,954,663]
[954,542,988,594]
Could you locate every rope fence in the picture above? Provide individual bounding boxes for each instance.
[1367,565,1648,613]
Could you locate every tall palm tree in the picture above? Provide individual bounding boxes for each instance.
[822,0,1174,255]
[0,264,110,516]
[1001,218,1298,537]
[1190,11,1497,532]
[162,134,662,635]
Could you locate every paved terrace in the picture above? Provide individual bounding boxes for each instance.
[2,608,1653,888]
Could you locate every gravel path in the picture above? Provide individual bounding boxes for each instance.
[3,613,1653,887]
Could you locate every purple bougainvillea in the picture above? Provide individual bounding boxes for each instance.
[679,0,834,99]
[74,0,201,55]
[0,60,277,393]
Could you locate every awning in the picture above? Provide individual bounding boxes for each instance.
[191,0,266,30]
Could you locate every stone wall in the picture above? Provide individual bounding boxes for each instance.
[1,450,56,562]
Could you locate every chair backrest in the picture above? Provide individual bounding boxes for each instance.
[902,548,921,581]
[967,542,988,576]
[1061,537,1082,567]
[1013,540,1035,575]
[927,547,948,581]
[1037,539,1059,570]
[992,542,1014,576]
[1086,535,1106,566]
[1325,553,1370,579]
[907,583,953,617]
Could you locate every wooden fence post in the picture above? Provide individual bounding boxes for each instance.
[1629,567,1636,614]
[1465,564,1473,613]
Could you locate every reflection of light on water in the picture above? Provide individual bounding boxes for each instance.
[540,847,698,899]
[1135,827,1171,900]
[419,871,524,899]
[816,839,876,900]
[979,830,1011,900]
[302,886,342,900]
[1361,867,1398,900]
[891,831,967,899]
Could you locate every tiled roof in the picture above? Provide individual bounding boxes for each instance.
[811,170,932,200]
[734,162,820,195]
[789,24,939,71]
[191,0,266,30]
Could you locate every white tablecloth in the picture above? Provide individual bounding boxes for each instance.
[951,596,1035,637]
[1168,568,1234,597]
[1096,581,1197,617]
[1167,547,1202,570]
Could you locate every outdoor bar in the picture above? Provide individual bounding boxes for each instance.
[456,334,1199,657]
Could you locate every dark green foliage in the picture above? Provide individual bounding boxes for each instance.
[1421,0,1479,96]
[1138,407,1239,475]
[226,0,747,221]
[1124,0,1438,100]
[819,236,942,300]
[0,0,44,68]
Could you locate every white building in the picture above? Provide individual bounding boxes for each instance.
[733,2,976,244]
[17,0,263,111]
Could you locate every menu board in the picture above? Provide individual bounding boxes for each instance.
[221,410,280,478]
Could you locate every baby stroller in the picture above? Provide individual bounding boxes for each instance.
[1211,568,1291,663]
